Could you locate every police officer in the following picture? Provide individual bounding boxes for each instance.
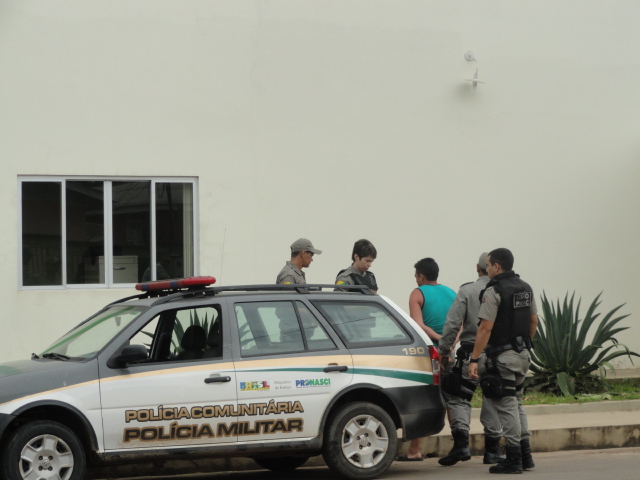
[438,252,505,467]
[468,248,538,474]
[276,238,322,285]
[335,239,378,292]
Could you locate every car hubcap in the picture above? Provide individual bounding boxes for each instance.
[19,434,74,480]
[340,414,389,469]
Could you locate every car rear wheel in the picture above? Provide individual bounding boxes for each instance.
[1,420,86,480]
[253,456,309,471]
[322,401,397,480]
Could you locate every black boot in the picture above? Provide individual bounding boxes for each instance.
[483,435,506,464]
[438,429,471,466]
[489,446,523,474]
[520,438,535,470]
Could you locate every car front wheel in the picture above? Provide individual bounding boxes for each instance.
[1,420,86,480]
[322,402,397,480]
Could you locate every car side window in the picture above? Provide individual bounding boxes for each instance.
[234,301,337,357]
[312,301,412,348]
[128,316,160,355]
[235,301,313,357]
[172,306,222,360]
[296,302,336,351]
[128,305,222,362]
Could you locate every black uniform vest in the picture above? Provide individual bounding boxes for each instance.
[481,271,532,346]
[338,269,378,291]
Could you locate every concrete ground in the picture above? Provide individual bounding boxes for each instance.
[111,448,640,480]
[413,367,640,457]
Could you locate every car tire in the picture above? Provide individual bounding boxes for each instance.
[253,456,309,471]
[1,420,86,480]
[322,401,397,480]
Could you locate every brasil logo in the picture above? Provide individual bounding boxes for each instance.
[240,381,270,391]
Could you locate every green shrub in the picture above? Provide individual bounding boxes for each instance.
[528,292,639,396]
[170,310,212,356]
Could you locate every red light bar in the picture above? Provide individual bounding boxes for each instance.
[135,276,217,292]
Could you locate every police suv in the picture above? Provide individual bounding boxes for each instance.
[0,278,445,480]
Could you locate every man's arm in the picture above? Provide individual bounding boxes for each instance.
[438,291,466,367]
[277,273,299,285]
[439,292,466,352]
[468,319,494,380]
[453,327,463,346]
[334,270,352,292]
[409,289,441,342]
[529,313,538,339]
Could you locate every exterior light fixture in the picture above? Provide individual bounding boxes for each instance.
[465,51,485,93]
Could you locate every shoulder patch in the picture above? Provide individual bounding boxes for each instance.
[336,281,346,285]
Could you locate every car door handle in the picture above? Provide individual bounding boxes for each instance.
[323,365,348,373]
[204,376,231,384]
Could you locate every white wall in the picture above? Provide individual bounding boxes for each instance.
[1,1,639,366]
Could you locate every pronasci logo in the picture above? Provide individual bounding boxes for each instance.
[295,378,331,388]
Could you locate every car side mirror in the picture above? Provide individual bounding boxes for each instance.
[107,344,148,369]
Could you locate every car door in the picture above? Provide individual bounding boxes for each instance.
[99,301,238,450]
[231,299,353,442]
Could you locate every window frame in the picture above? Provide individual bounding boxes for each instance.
[18,175,199,290]
[311,300,414,349]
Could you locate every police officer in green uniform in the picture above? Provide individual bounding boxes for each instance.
[468,248,538,474]
[276,238,322,285]
[335,239,378,292]
[438,252,504,467]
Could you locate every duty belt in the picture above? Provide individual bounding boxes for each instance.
[485,344,515,356]
[486,335,532,357]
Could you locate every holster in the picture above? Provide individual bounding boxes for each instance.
[479,370,505,398]
[512,336,525,353]
[479,355,515,398]
[441,348,464,395]
[441,346,477,401]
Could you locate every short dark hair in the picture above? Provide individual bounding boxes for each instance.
[488,248,514,272]
[352,239,377,261]
[414,257,439,281]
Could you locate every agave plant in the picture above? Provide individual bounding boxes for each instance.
[170,309,212,356]
[528,292,639,396]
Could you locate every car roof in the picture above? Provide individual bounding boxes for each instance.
[108,283,377,309]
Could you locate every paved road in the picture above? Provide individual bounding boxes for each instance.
[116,447,640,480]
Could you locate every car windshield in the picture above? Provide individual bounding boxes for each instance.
[40,305,145,360]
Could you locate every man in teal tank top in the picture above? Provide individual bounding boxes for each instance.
[398,257,456,462]
[408,257,456,346]
[418,283,456,341]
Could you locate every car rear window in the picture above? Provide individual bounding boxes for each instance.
[312,301,412,348]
